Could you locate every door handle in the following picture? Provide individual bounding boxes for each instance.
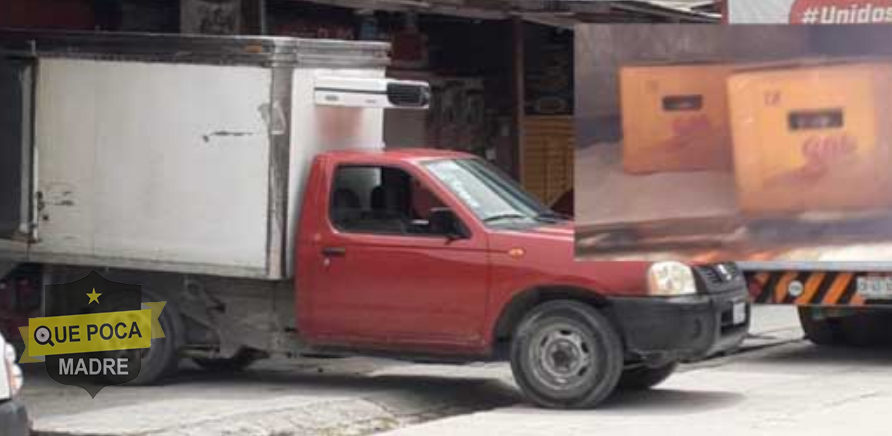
[321,246,347,257]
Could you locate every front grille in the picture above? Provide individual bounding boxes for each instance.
[696,263,743,292]
[700,267,722,284]
[725,263,740,276]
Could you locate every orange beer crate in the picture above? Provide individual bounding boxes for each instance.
[728,60,892,214]
[620,62,734,174]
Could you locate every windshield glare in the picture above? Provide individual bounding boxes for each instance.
[423,158,555,225]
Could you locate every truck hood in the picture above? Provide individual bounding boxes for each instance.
[487,221,652,296]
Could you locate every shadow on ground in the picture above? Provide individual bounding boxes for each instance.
[745,342,892,367]
[493,388,744,417]
[21,359,520,422]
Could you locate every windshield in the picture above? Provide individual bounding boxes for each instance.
[423,158,562,226]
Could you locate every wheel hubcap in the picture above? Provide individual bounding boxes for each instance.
[530,323,595,391]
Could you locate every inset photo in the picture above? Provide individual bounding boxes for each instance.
[575,24,892,262]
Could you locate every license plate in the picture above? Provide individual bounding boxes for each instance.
[732,302,747,325]
[856,276,892,300]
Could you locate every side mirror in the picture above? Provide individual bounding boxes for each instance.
[428,208,468,240]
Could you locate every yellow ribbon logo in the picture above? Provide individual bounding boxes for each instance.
[20,302,166,363]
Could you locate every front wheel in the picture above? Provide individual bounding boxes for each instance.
[510,300,624,409]
[617,362,677,391]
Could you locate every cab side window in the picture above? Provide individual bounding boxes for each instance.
[330,165,448,236]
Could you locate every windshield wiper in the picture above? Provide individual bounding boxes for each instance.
[483,213,530,223]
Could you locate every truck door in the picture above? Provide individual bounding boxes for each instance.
[0,58,35,252]
[304,163,489,349]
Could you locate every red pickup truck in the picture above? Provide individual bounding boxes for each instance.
[285,149,750,408]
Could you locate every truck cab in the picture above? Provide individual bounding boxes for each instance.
[296,148,751,408]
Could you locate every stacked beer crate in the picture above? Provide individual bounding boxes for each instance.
[620,58,892,215]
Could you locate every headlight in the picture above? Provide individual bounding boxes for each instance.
[647,261,697,296]
[5,343,23,397]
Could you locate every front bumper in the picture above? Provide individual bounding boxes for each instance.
[0,399,29,436]
[610,285,750,365]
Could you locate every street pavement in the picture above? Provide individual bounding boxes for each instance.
[378,307,892,436]
[379,341,892,436]
[23,357,518,436]
[21,306,820,436]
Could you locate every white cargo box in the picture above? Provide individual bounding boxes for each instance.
[0,30,428,279]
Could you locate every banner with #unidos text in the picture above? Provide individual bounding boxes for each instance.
[727,0,892,24]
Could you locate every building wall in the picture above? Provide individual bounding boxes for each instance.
[0,0,96,30]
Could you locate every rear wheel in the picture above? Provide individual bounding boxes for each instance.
[617,362,678,391]
[127,298,181,385]
[510,300,623,409]
[101,296,181,386]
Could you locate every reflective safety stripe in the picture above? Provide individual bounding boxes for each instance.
[745,270,892,307]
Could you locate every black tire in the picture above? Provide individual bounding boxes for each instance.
[193,348,264,372]
[128,296,182,385]
[838,311,892,348]
[617,362,678,391]
[799,307,843,346]
[800,308,892,348]
[510,300,624,409]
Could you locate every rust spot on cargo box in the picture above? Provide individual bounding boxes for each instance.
[202,131,258,144]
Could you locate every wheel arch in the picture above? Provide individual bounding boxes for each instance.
[490,285,618,357]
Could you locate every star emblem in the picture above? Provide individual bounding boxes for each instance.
[87,288,102,304]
